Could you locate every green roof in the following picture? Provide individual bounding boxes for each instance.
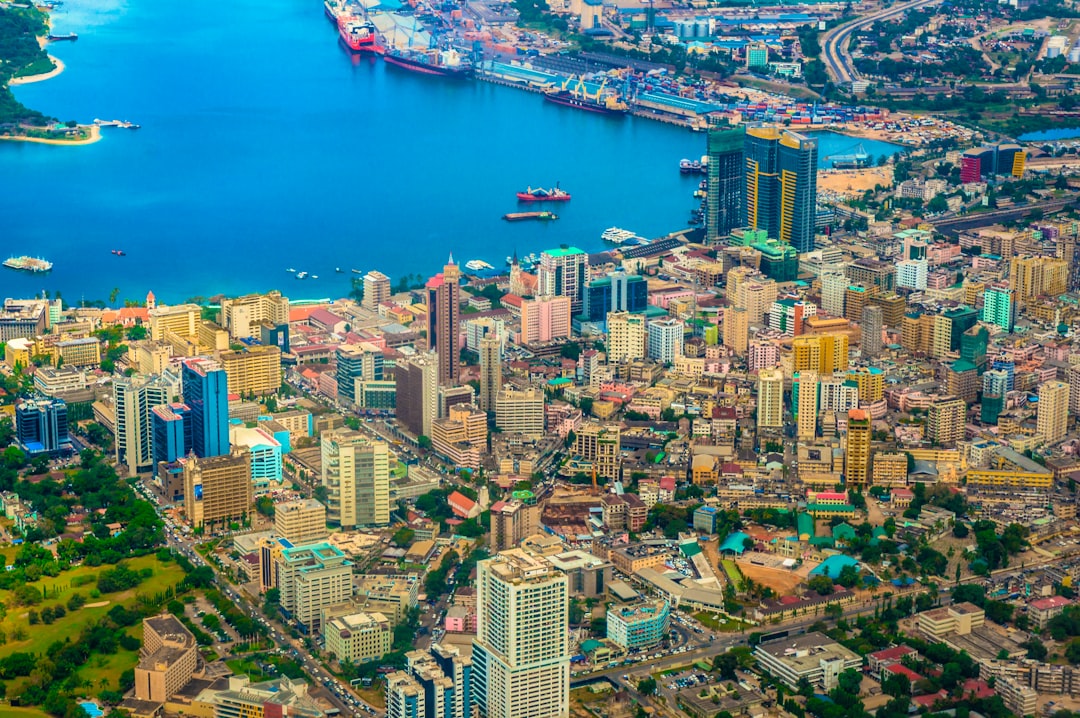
[544,246,585,257]
[951,360,977,373]
[797,512,815,538]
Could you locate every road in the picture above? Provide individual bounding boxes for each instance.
[820,0,947,85]
[929,197,1078,237]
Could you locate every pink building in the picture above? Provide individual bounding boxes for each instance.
[748,342,780,371]
[519,295,571,344]
[926,271,951,289]
[444,605,477,633]
[927,243,961,266]
[317,372,338,399]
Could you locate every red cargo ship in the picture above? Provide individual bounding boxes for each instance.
[338,16,383,53]
[516,186,571,202]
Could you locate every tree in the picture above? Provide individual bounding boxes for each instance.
[637,677,657,695]
[417,435,431,450]
[807,575,834,595]
[125,324,148,341]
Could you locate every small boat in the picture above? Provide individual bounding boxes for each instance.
[516,184,571,202]
[336,267,343,273]
[46,32,78,41]
[297,271,308,279]
[503,211,558,221]
[287,268,296,273]
[351,268,362,274]
[311,275,320,279]
[111,249,126,256]
[601,227,642,244]
[679,158,705,174]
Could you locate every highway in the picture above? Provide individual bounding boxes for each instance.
[820,0,946,85]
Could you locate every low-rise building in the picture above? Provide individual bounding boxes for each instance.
[323,611,393,664]
[606,599,670,650]
[753,632,861,691]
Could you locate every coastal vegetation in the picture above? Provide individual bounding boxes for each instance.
[0,5,55,126]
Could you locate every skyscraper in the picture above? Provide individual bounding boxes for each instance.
[722,306,749,355]
[606,312,647,364]
[744,126,819,253]
[538,246,589,315]
[844,408,871,487]
[756,368,784,431]
[396,352,439,438]
[183,446,253,529]
[982,284,1016,332]
[181,358,230,458]
[1037,381,1070,445]
[427,256,462,387]
[114,374,175,477]
[336,344,384,406]
[478,335,502,414]
[473,549,569,718]
[795,371,818,441]
[861,305,883,358]
[792,333,849,374]
[646,318,684,364]
[981,370,1009,424]
[363,270,391,311]
[705,120,745,242]
[321,429,391,528]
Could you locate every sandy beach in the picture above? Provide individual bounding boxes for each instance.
[10,55,64,85]
[0,123,102,146]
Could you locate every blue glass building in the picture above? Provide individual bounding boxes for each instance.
[15,396,71,455]
[182,359,230,458]
[152,403,191,465]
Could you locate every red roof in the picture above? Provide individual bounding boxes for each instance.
[869,645,916,662]
[884,664,924,682]
[659,476,676,491]
[913,691,948,708]
[501,294,523,308]
[447,490,477,518]
[962,679,995,699]
[1031,596,1071,610]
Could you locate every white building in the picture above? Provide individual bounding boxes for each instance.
[320,430,390,528]
[896,259,928,290]
[646,318,684,364]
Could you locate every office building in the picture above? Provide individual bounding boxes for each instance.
[276,542,353,634]
[743,126,819,253]
[491,499,541,551]
[705,120,745,242]
[147,303,201,342]
[847,258,896,293]
[722,306,749,354]
[792,333,849,374]
[321,430,390,528]
[181,358,230,458]
[275,498,328,545]
[183,447,253,528]
[581,272,648,324]
[219,291,289,341]
[845,366,883,403]
[15,396,71,456]
[1038,381,1070,445]
[1011,255,1069,304]
[546,551,612,598]
[756,368,784,431]
[134,614,198,705]
[607,311,646,364]
[735,279,778,325]
[946,360,978,404]
[607,600,670,651]
[219,344,282,397]
[844,285,873,324]
[538,246,589,315]
[845,408,871,487]
[646,318,684,364]
[861,305,883,358]
[431,404,488,469]
[896,259,928,290]
[982,284,1016,332]
[927,398,966,446]
[574,423,621,482]
[770,298,816,336]
[337,344,385,406]
[818,375,859,413]
[520,295,572,345]
[363,270,392,311]
[479,335,502,414]
[229,425,284,489]
[820,267,848,318]
[494,386,545,439]
[114,374,175,477]
[324,611,393,664]
[754,632,861,691]
[426,255,462,387]
[473,549,570,718]
[960,325,989,374]
[387,672,426,718]
[0,297,54,341]
[796,371,818,441]
[210,676,327,718]
[33,365,89,398]
[396,352,439,438]
[981,369,1009,424]
[151,403,191,466]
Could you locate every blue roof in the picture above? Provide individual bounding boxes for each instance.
[719,531,750,554]
[809,554,860,579]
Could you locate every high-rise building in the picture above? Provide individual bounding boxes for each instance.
[134,614,198,704]
[275,498,329,545]
[396,352,439,438]
[1010,255,1069,304]
[820,267,848,318]
[152,403,191,466]
[606,312,647,364]
[861,305,883,358]
[324,612,393,665]
[473,549,569,718]
[946,360,979,404]
[722,306,749,354]
[363,270,392,311]
[219,344,282,396]
[646,318,684,364]
[494,386,545,439]
[846,367,884,403]
[427,256,462,387]
[896,259,928,290]
[792,333,849,374]
[844,408,871,486]
[182,447,253,528]
[818,375,859,413]
[574,423,621,482]
[743,126,819,253]
[927,398,966,446]
[735,279,778,325]
[115,374,175,477]
[15,396,71,456]
[538,246,589,315]
[795,371,818,441]
[960,325,989,374]
[519,295,571,345]
[491,499,541,551]
[1037,380,1070,445]
[148,303,201,342]
[219,291,289,341]
[181,358,230,458]
[756,368,784,431]
[276,542,353,634]
[770,298,816,336]
[705,120,745,242]
[431,404,489,470]
[844,285,874,324]
[337,344,385,406]
[581,272,647,323]
[321,430,390,528]
[479,336,502,414]
[982,370,1009,424]
[982,284,1016,332]
[386,646,473,718]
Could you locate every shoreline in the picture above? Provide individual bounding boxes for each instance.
[0,123,102,146]
[10,55,64,85]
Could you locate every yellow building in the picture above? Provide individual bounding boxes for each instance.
[757,368,784,430]
[183,447,253,529]
[872,452,908,487]
[792,333,849,374]
[430,403,488,470]
[219,291,290,340]
[607,312,646,364]
[134,614,198,704]
[574,423,621,481]
[723,306,749,355]
[1010,255,1068,303]
[220,345,282,396]
[323,611,393,664]
[927,398,966,446]
[844,408,871,486]
[846,367,884,403]
[148,303,201,341]
[55,337,102,367]
[1037,380,1070,445]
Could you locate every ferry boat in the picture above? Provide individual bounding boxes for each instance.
[503,211,558,221]
[384,47,472,78]
[679,158,705,174]
[3,256,53,272]
[516,185,571,202]
[465,259,493,271]
[601,227,642,244]
[296,271,308,279]
[338,16,382,53]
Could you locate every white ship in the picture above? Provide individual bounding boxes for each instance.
[601,227,643,244]
[465,259,493,271]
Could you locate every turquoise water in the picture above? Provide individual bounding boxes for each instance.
[1,0,900,304]
[79,702,103,718]
[1017,127,1080,142]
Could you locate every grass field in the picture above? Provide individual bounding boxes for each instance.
[0,706,52,718]
[694,612,751,632]
[355,685,387,710]
[721,559,746,592]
